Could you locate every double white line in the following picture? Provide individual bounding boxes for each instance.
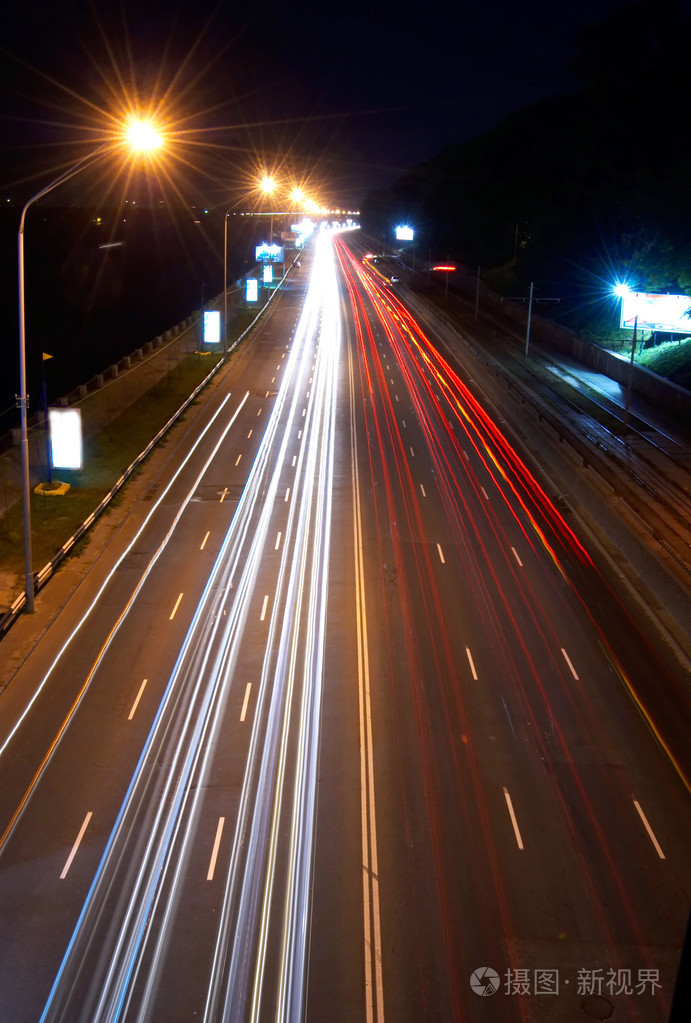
[348,338,385,1023]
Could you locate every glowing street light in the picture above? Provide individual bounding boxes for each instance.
[122,116,164,153]
[17,125,165,612]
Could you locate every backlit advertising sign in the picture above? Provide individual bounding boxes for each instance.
[246,278,258,302]
[255,243,284,263]
[620,292,691,333]
[395,225,414,241]
[203,310,220,345]
[263,265,273,284]
[49,408,83,470]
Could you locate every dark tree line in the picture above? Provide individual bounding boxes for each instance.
[361,1,691,336]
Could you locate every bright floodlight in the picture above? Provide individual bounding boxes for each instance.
[613,281,631,298]
[260,175,276,195]
[125,117,163,153]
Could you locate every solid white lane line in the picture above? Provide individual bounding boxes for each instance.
[481,486,489,500]
[207,817,226,881]
[437,543,445,564]
[561,648,579,680]
[420,483,426,497]
[466,646,478,680]
[349,336,385,1023]
[240,683,252,722]
[503,788,524,850]
[634,800,665,859]
[128,679,148,720]
[200,531,210,551]
[275,531,282,550]
[60,812,93,879]
[511,547,523,567]
[169,593,184,620]
[235,454,242,466]
[260,595,269,621]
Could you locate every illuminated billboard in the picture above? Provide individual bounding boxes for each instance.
[203,310,220,345]
[263,265,273,284]
[246,278,258,302]
[49,408,82,470]
[395,225,414,241]
[620,291,691,333]
[255,243,284,263]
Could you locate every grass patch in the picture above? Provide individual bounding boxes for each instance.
[0,351,222,583]
[635,336,691,390]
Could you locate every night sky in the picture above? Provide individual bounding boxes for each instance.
[2,0,678,207]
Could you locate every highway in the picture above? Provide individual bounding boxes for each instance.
[0,228,688,1022]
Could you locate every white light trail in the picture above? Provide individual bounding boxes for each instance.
[0,392,248,770]
[37,232,342,1023]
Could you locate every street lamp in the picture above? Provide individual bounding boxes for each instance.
[17,121,163,612]
[612,281,639,431]
[259,175,277,243]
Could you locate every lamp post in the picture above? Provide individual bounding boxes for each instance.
[17,122,163,612]
[223,210,229,358]
[613,282,639,432]
[259,174,277,244]
[624,313,639,432]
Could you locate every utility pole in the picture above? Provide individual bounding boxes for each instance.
[501,282,560,357]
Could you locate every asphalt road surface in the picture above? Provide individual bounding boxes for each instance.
[0,229,688,1023]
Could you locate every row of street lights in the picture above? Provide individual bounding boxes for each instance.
[223,176,324,355]
[17,118,165,612]
[17,137,327,613]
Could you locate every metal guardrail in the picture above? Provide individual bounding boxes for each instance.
[0,256,297,640]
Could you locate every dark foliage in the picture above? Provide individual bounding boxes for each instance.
[361,1,691,333]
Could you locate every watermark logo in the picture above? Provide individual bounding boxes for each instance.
[470,967,500,996]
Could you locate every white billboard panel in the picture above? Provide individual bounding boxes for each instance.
[395,225,414,241]
[620,291,691,333]
[246,278,259,302]
[49,408,83,470]
[255,243,284,263]
[203,310,220,345]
